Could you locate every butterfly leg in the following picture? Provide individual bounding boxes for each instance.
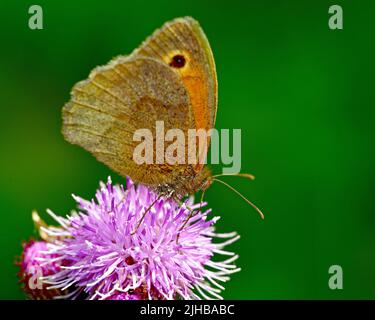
[107,189,129,214]
[175,189,207,244]
[176,202,197,245]
[131,193,165,235]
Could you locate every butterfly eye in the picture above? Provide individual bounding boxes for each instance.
[169,54,186,68]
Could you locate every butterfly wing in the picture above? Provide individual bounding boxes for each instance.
[62,55,194,187]
[133,17,218,169]
[62,17,217,190]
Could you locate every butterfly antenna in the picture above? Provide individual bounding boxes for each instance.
[212,173,256,180]
[131,194,163,235]
[212,178,264,219]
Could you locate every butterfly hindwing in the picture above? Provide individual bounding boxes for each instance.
[62,55,194,187]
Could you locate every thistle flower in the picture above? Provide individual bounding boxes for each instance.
[37,177,240,299]
[18,240,62,299]
[105,291,143,300]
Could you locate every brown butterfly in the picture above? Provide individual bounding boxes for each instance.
[62,17,263,231]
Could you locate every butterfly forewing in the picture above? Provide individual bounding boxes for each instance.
[133,17,218,135]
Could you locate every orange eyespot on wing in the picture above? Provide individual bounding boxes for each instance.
[169,54,186,68]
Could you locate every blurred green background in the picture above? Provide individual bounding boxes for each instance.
[1,0,374,299]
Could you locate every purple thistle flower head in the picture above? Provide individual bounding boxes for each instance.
[105,291,143,300]
[18,240,62,299]
[41,177,240,300]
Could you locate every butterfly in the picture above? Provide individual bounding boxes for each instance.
[62,17,263,231]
